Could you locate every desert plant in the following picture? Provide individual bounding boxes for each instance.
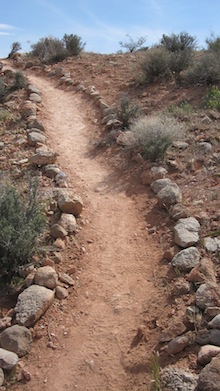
[206,33,220,53]
[116,94,142,129]
[185,51,220,85]
[167,101,193,118]
[11,71,28,91]
[119,34,147,53]
[139,47,170,84]
[205,86,220,110]
[30,36,67,64]
[0,77,7,103]
[63,34,85,56]
[160,32,197,52]
[150,353,161,391]
[130,114,184,161]
[8,42,22,58]
[0,180,46,283]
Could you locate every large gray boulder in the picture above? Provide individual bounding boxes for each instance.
[171,247,200,272]
[150,178,172,194]
[0,348,19,370]
[161,366,198,391]
[196,283,220,310]
[15,285,55,327]
[27,131,47,146]
[29,150,58,166]
[174,217,200,248]
[197,354,220,391]
[0,325,32,357]
[157,183,182,208]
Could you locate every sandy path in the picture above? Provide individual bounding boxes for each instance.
[19,74,163,391]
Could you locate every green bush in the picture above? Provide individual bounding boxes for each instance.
[130,115,184,161]
[205,86,220,110]
[31,36,67,64]
[30,33,85,64]
[116,94,142,129]
[160,32,197,52]
[11,71,28,91]
[206,33,220,53]
[0,77,7,103]
[185,51,220,85]
[139,47,170,84]
[0,181,46,283]
[63,34,85,56]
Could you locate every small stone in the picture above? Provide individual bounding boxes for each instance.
[58,273,74,286]
[0,348,19,370]
[35,266,58,289]
[161,366,198,391]
[55,286,68,300]
[198,345,220,366]
[160,321,187,342]
[173,217,200,248]
[29,93,42,103]
[197,353,220,391]
[50,224,68,239]
[0,317,12,331]
[0,325,32,357]
[169,204,190,221]
[58,192,83,216]
[187,258,216,284]
[150,178,172,194]
[196,283,220,310]
[0,368,4,386]
[167,335,190,355]
[171,247,200,272]
[205,307,220,319]
[208,314,220,329]
[54,238,66,249]
[59,213,77,234]
[171,279,191,296]
[157,183,182,208]
[204,237,220,253]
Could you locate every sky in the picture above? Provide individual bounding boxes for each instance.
[1,0,220,58]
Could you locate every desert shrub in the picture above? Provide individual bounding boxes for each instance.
[206,33,220,53]
[0,180,46,283]
[8,42,22,58]
[205,86,220,110]
[130,114,184,161]
[11,71,28,91]
[0,77,7,103]
[139,47,170,83]
[30,36,67,64]
[63,34,85,56]
[167,101,193,118]
[119,34,147,53]
[185,51,220,85]
[116,94,142,129]
[160,32,196,79]
[160,32,197,52]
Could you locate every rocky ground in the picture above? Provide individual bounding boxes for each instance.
[0,52,219,390]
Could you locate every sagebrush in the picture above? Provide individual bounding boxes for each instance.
[130,114,185,161]
[117,94,142,129]
[0,181,46,283]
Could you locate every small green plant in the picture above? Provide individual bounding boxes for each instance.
[167,101,193,118]
[185,51,220,85]
[139,47,170,84]
[130,114,184,161]
[0,77,7,103]
[63,34,85,56]
[205,86,220,110]
[0,180,46,283]
[119,34,147,53]
[206,33,220,53]
[150,353,161,391]
[11,71,28,91]
[116,94,142,129]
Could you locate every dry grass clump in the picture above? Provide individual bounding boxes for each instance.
[130,114,185,161]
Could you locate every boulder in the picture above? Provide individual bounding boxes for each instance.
[35,266,58,289]
[27,131,47,146]
[171,247,200,272]
[150,178,172,194]
[161,366,198,391]
[29,150,58,166]
[197,354,220,391]
[141,166,168,186]
[0,348,19,370]
[196,283,220,310]
[157,183,182,208]
[58,192,83,216]
[59,213,77,234]
[198,345,220,366]
[173,217,200,248]
[15,285,54,327]
[0,325,32,357]
[50,223,68,239]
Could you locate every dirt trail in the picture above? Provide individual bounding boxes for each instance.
[18,74,165,391]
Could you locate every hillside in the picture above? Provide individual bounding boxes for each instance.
[0,51,219,390]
